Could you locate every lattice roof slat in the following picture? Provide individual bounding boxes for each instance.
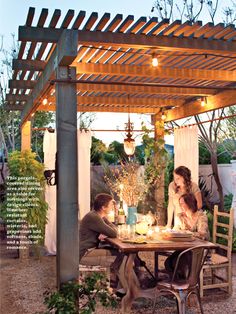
[72,11,86,29]
[126,16,146,33]
[213,24,235,39]
[203,23,225,39]
[116,15,134,33]
[172,21,193,37]
[94,13,110,31]
[159,20,182,36]
[136,17,158,35]
[104,14,123,32]
[83,12,98,30]
[147,18,170,35]
[19,8,49,85]
[224,30,236,40]
[61,9,74,28]
[181,21,202,37]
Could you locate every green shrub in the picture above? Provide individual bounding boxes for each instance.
[1,150,47,244]
[43,273,118,314]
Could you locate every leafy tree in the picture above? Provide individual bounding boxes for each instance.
[199,141,232,165]
[107,140,126,164]
[90,136,107,165]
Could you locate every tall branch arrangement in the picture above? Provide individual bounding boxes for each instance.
[104,162,148,207]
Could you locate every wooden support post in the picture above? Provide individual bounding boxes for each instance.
[56,66,78,287]
[153,114,166,225]
[21,121,31,151]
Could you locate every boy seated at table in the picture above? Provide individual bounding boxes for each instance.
[165,193,209,280]
[79,193,126,289]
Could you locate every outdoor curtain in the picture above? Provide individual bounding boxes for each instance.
[43,129,92,254]
[174,125,199,184]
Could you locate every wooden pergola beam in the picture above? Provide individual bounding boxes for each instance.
[76,83,216,96]
[165,89,236,121]
[21,29,78,124]
[77,30,236,54]
[19,26,236,55]
[76,96,183,107]
[45,95,183,107]
[19,26,62,43]
[39,104,161,114]
[6,94,28,102]
[9,80,37,89]
[75,63,236,82]
[5,104,24,111]
[13,59,46,71]
[6,81,216,96]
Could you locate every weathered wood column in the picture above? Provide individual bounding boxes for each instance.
[21,120,31,151]
[153,113,166,225]
[56,66,78,286]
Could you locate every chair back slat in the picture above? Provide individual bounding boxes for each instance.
[216,222,230,229]
[213,205,234,260]
[215,232,230,240]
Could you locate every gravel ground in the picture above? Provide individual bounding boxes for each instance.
[0,241,235,314]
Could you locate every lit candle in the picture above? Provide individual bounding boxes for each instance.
[147,229,153,239]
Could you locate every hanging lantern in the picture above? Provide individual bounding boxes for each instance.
[124,114,135,156]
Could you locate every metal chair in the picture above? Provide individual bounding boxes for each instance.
[199,205,234,297]
[152,245,209,314]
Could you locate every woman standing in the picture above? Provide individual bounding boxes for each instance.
[167,166,202,228]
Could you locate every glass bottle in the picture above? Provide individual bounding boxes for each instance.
[118,199,126,225]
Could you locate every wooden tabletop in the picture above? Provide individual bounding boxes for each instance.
[105,237,217,253]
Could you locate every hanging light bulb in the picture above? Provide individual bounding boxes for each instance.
[43,98,48,105]
[161,110,167,120]
[152,53,158,67]
[200,96,207,107]
[124,114,135,156]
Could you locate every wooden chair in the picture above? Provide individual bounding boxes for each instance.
[199,205,234,297]
[152,245,209,314]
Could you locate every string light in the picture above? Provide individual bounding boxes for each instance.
[79,44,236,61]
[152,53,159,67]
[200,96,207,107]
[43,98,48,105]
[161,111,167,120]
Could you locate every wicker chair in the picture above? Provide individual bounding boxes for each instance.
[152,245,209,314]
[199,205,234,297]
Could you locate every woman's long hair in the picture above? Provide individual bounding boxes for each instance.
[180,193,198,213]
[174,166,192,193]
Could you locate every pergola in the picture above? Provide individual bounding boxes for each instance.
[5,7,236,286]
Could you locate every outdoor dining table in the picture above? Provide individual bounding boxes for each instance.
[105,236,217,313]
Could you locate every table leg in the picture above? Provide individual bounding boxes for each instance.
[154,252,159,280]
[120,253,140,313]
[120,253,156,313]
